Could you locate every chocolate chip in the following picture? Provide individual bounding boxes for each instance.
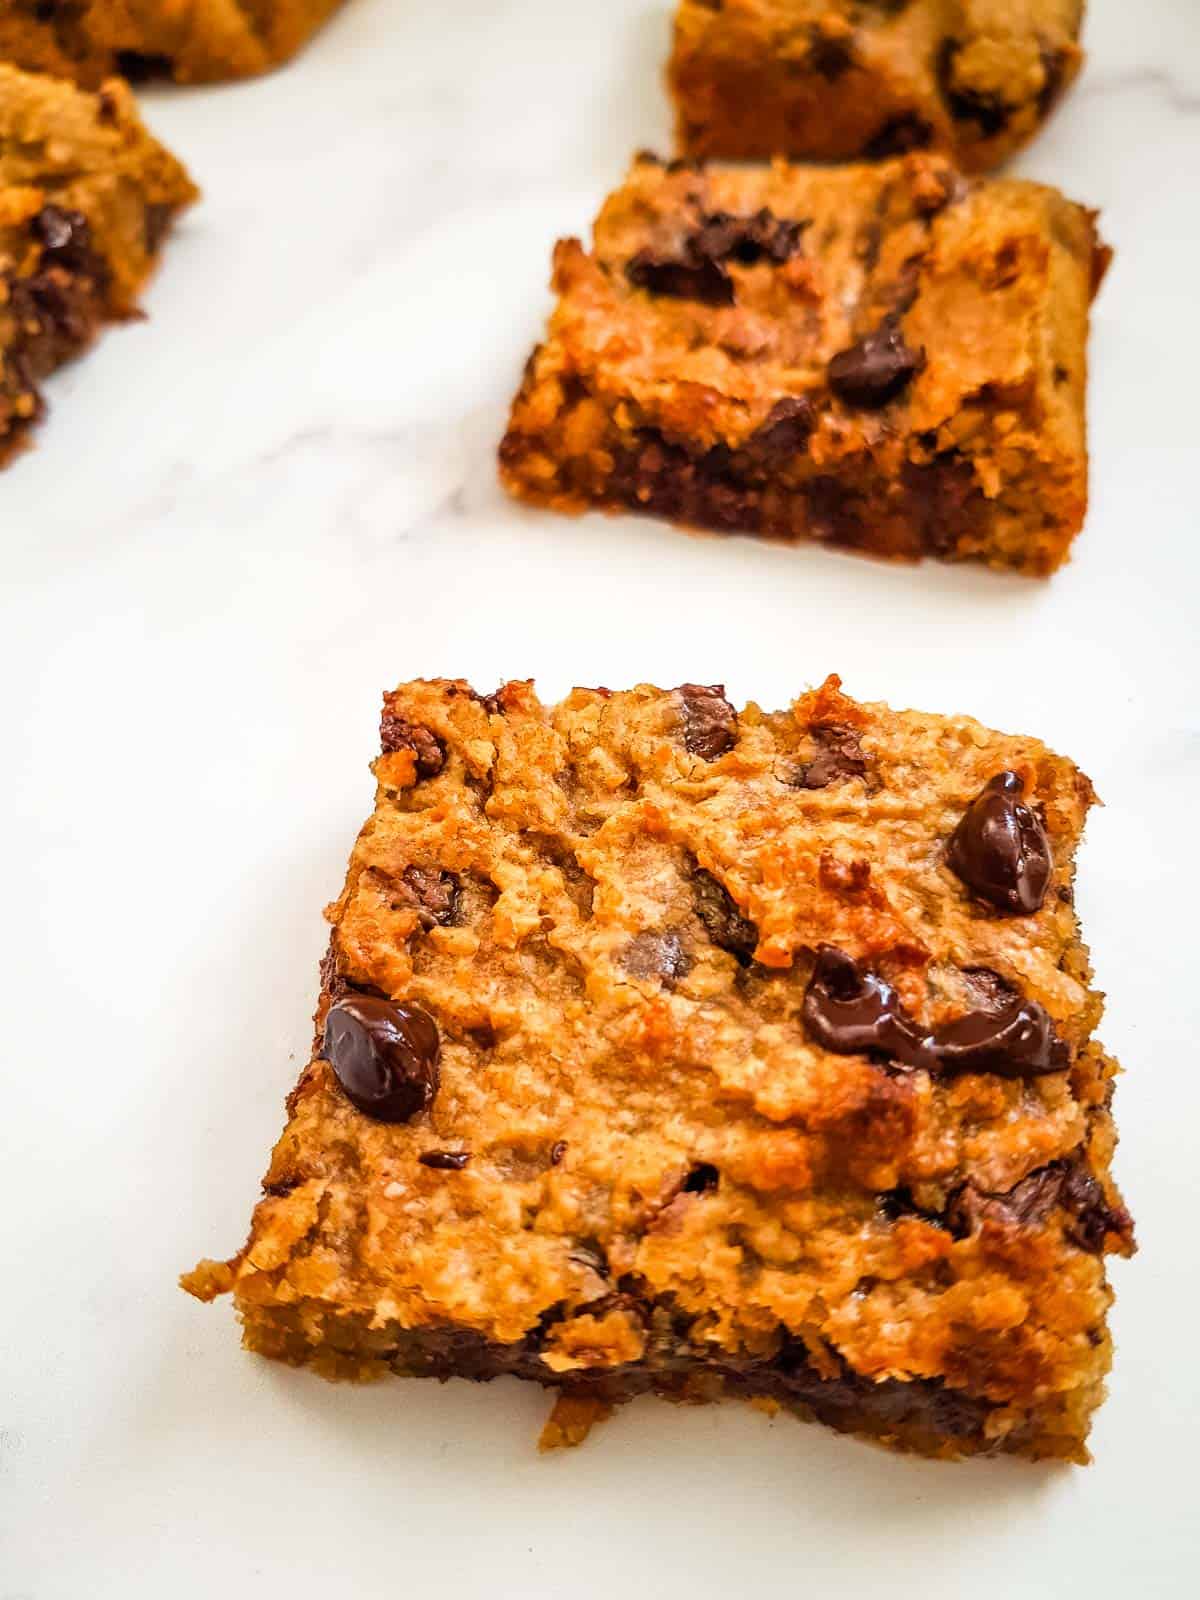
[808,29,855,80]
[114,50,174,81]
[399,865,462,929]
[933,996,1068,1078]
[692,869,758,966]
[802,947,935,1068]
[380,712,446,776]
[748,397,815,461]
[626,209,806,305]
[946,771,1052,914]
[937,40,1013,135]
[682,1163,720,1193]
[550,1140,568,1167]
[1059,1165,1132,1253]
[802,946,1068,1078]
[626,250,733,306]
[322,996,441,1122]
[418,1150,471,1170]
[677,683,738,761]
[864,114,934,158]
[828,318,924,408]
[32,205,96,271]
[794,725,866,789]
[950,1161,1131,1254]
[623,930,691,987]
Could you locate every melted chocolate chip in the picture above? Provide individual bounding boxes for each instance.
[748,397,815,461]
[802,947,1068,1078]
[950,1161,1131,1254]
[946,771,1052,914]
[682,1163,720,1193]
[399,865,462,929]
[937,40,1012,135]
[677,683,738,760]
[626,208,806,305]
[550,1140,568,1167]
[828,318,924,408]
[32,205,99,276]
[623,930,691,987]
[692,869,759,966]
[808,29,855,80]
[794,725,866,789]
[322,996,441,1122]
[418,1150,471,1171]
[802,947,935,1068]
[380,713,446,776]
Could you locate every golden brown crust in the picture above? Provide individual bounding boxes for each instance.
[499,153,1104,576]
[670,0,1085,172]
[0,64,197,463]
[184,676,1133,1462]
[0,0,347,87]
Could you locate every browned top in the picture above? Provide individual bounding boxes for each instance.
[671,0,1085,171]
[0,0,347,87]
[190,677,1131,1444]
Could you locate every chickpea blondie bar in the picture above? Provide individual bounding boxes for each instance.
[670,0,1085,171]
[0,63,197,464]
[0,1,348,87]
[184,676,1132,1462]
[500,152,1107,575]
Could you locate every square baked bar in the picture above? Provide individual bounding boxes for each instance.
[670,0,1085,171]
[500,152,1107,575]
[184,676,1133,1462]
[0,0,347,87]
[0,64,197,466]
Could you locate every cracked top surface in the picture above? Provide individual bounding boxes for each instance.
[192,676,1131,1449]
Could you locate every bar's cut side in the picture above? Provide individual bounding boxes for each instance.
[0,64,197,464]
[184,676,1133,1462]
[0,1,348,88]
[499,153,1107,575]
[669,0,1085,172]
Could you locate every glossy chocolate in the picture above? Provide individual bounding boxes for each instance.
[947,770,1052,913]
[322,996,441,1122]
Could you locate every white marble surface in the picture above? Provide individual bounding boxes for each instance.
[3,1,1199,1593]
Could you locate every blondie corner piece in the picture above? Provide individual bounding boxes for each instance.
[0,1,348,88]
[499,153,1108,576]
[184,676,1133,1463]
[0,64,197,466]
[669,0,1085,172]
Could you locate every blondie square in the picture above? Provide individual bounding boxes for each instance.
[0,0,348,88]
[499,152,1107,575]
[184,675,1132,1462]
[0,64,197,464]
[670,0,1085,171]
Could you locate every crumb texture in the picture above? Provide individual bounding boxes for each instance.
[670,0,1085,171]
[500,153,1106,576]
[185,677,1132,1463]
[0,63,197,463]
[0,1,348,86]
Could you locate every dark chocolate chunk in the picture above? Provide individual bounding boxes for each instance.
[623,930,691,987]
[794,725,866,789]
[864,113,934,158]
[418,1150,471,1171]
[933,996,1069,1078]
[380,712,446,776]
[748,396,816,461]
[626,208,806,306]
[950,1161,1132,1254]
[1058,1164,1132,1253]
[802,947,935,1069]
[682,1163,720,1194]
[626,250,733,306]
[802,947,1069,1078]
[322,996,441,1122]
[114,50,175,82]
[399,865,462,929]
[808,28,855,80]
[692,869,759,967]
[946,771,1052,914]
[32,205,100,277]
[828,318,924,408]
[937,40,1012,135]
[677,683,738,761]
